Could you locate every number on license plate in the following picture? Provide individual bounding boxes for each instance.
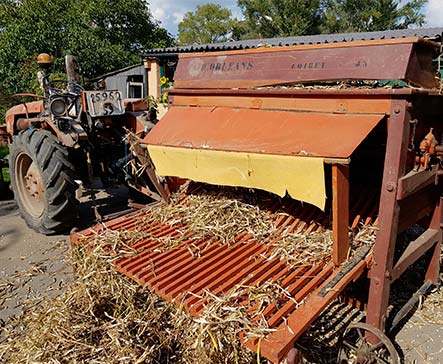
[90,91,121,103]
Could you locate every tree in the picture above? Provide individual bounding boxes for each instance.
[0,0,173,98]
[322,0,427,33]
[237,0,323,38]
[178,3,238,45]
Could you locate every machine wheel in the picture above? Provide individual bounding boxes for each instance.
[9,128,78,234]
[337,323,400,364]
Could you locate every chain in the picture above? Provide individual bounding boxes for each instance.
[408,118,418,152]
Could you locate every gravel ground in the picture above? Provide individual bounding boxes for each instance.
[0,185,442,363]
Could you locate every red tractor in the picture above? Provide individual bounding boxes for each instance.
[4,54,166,234]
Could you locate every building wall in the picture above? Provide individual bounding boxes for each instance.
[103,65,147,99]
[101,60,175,120]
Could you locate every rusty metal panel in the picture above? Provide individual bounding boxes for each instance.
[174,39,438,89]
[172,93,392,115]
[143,106,384,159]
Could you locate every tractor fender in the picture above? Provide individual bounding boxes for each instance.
[5,101,44,136]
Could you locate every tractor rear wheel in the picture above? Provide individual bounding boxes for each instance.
[9,129,78,234]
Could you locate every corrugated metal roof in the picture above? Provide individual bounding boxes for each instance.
[143,27,443,57]
[92,64,142,81]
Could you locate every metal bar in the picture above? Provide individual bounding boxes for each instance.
[172,242,269,303]
[277,265,310,289]
[172,94,391,116]
[298,206,320,232]
[169,87,428,97]
[244,265,310,318]
[266,265,333,328]
[249,258,369,363]
[191,259,285,315]
[351,189,375,228]
[242,259,288,288]
[164,243,260,301]
[184,256,269,310]
[70,209,146,243]
[126,234,202,277]
[289,204,319,233]
[126,181,162,201]
[116,226,183,271]
[125,130,170,202]
[366,100,410,332]
[145,236,247,288]
[134,237,220,284]
[252,264,326,323]
[319,244,371,296]
[389,280,433,332]
[332,164,350,266]
[158,241,259,298]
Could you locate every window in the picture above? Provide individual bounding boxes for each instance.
[127,75,144,98]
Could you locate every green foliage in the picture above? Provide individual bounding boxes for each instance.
[146,77,173,111]
[178,3,238,45]
[2,168,9,183]
[322,0,427,33]
[237,0,323,38]
[173,0,429,47]
[0,0,173,99]
[0,145,9,183]
[0,146,8,160]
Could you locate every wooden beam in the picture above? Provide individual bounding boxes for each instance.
[398,185,439,233]
[366,100,410,332]
[324,158,351,165]
[391,228,440,282]
[396,165,437,200]
[426,199,443,284]
[332,164,350,266]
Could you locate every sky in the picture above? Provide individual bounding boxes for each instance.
[149,0,443,38]
[149,0,240,37]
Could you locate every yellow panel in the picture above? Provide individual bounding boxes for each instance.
[148,145,326,210]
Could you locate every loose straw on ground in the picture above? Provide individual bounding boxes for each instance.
[1,185,379,364]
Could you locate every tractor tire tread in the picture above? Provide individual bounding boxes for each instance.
[9,128,78,235]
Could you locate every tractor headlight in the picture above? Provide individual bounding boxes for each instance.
[49,97,67,117]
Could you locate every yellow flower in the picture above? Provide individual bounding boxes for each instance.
[160,76,168,85]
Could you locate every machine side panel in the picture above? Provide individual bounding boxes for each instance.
[143,106,384,159]
[174,41,437,89]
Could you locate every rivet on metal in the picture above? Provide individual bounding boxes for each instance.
[386,182,396,192]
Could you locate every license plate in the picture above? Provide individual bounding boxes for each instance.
[84,90,125,117]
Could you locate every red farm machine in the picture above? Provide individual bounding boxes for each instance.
[4,54,165,234]
[32,37,443,362]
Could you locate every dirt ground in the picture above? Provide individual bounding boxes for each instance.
[0,185,442,364]
[0,184,130,322]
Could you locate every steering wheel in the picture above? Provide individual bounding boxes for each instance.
[48,79,85,94]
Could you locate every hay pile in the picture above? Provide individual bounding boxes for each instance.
[147,186,275,244]
[0,186,377,364]
[0,233,261,364]
[144,185,375,266]
[257,80,409,91]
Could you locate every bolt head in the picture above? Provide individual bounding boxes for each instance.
[386,182,396,192]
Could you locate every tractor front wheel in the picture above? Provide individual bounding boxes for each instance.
[9,129,78,234]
